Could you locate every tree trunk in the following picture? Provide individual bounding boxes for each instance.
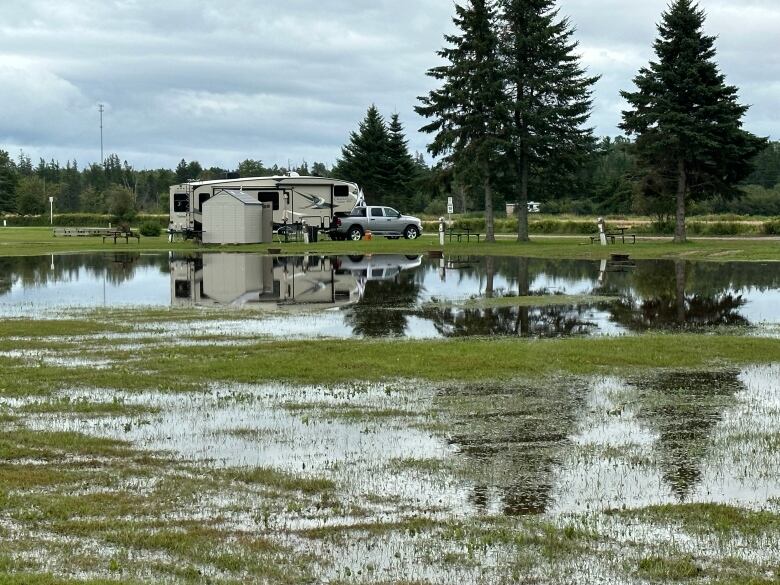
[514,256,529,336]
[516,147,529,242]
[483,162,495,242]
[458,181,467,214]
[674,159,687,244]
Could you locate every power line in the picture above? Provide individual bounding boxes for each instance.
[98,104,104,164]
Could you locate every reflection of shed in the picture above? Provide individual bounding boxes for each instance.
[202,190,266,244]
[202,254,276,304]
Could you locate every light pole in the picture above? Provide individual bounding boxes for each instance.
[49,196,54,225]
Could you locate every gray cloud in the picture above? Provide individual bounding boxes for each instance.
[0,0,777,170]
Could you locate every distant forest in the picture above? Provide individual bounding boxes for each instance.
[1,126,779,219]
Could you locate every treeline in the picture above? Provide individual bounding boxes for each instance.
[0,151,339,218]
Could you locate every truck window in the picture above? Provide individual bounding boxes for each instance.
[350,208,367,217]
[173,193,189,213]
[370,208,384,217]
[384,207,400,217]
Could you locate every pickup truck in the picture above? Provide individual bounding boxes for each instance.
[329,206,424,241]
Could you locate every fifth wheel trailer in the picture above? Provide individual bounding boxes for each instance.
[169,174,360,235]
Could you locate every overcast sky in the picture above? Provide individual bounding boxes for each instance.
[0,0,777,171]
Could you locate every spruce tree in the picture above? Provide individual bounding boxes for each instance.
[621,0,766,243]
[500,0,597,241]
[0,150,18,213]
[416,0,506,241]
[386,113,418,210]
[333,105,392,203]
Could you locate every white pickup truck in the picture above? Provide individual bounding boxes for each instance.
[329,206,424,241]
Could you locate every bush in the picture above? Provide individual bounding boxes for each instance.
[139,221,162,237]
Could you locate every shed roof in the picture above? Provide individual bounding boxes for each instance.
[211,189,263,205]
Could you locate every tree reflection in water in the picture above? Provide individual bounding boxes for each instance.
[608,260,749,331]
[438,381,585,516]
[632,370,744,501]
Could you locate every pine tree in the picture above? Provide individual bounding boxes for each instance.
[500,0,597,241]
[333,105,392,204]
[621,0,766,243]
[0,150,18,213]
[386,113,418,210]
[416,0,506,241]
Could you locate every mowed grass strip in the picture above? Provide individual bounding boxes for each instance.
[2,226,780,261]
[142,334,780,384]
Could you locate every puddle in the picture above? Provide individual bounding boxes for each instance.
[2,253,780,338]
[15,364,780,522]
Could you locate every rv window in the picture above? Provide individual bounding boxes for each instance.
[173,193,189,213]
[198,192,211,209]
[370,208,383,217]
[333,185,349,198]
[255,191,280,210]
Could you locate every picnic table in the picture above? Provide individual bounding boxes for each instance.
[590,220,636,245]
[447,227,482,243]
[102,229,140,244]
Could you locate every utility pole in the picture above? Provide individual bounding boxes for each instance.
[98,104,104,164]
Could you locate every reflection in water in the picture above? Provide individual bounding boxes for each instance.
[440,382,584,515]
[634,370,744,502]
[1,253,779,337]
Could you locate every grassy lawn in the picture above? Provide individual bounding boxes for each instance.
[1,226,780,260]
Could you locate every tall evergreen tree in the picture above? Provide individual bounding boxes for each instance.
[333,105,392,203]
[500,0,597,241]
[416,0,506,241]
[0,150,18,213]
[386,113,418,210]
[621,0,766,243]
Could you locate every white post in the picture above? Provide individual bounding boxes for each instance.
[598,217,607,246]
[49,197,54,225]
[447,196,453,225]
[302,220,309,244]
[439,217,445,246]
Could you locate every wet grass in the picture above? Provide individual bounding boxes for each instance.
[225,466,336,494]
[3,227,780,261]
[618,503,780,539]
[637,555,702,580]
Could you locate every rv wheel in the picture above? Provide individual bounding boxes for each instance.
[348,226,364,241]
[403,225,420,240]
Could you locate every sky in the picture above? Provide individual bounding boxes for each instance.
[0,0,778,171]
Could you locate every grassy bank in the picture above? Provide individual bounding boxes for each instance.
[2,226,780,261]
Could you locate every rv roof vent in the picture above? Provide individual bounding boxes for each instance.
[286,171,300,178]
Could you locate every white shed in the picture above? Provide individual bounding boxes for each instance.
[202,190,264,244]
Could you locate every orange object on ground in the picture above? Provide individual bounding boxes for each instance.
[364,230,373,240]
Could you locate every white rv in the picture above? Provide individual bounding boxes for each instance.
[169,174,360,235]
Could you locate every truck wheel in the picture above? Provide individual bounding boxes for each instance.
[404,225,419,240]
[348,226,364,241]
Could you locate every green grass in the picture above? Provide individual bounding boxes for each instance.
[3,226,780,261]
[637,555,701,580]
[618,503,780,539]
[133,334,780,385]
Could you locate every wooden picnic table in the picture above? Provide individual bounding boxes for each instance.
[447,227,482,243]
[102,230,140,244]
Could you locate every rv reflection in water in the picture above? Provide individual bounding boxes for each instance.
[171,254,424,310]
[171,254,362,310]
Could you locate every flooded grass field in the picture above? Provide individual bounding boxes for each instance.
[2,252,780,583]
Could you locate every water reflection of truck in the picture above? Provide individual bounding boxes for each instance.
[333,255,422,281]
[170,254,361,310]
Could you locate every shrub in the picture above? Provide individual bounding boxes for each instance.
[139,221,162,237]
